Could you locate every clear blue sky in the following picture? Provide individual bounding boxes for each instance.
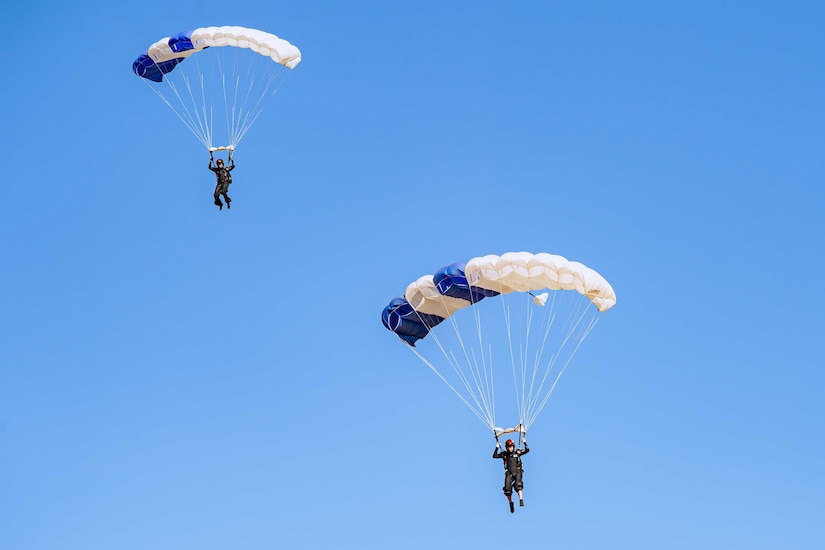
[2,1,824,548]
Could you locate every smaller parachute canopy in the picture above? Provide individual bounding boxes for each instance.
[132,26,302,82]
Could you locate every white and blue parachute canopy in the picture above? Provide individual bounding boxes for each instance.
[133,26,301,82]
[382,251,616,346]
[381,251,616,434]
[131,26,301,151]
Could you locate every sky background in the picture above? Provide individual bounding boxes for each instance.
[2,1,824,548]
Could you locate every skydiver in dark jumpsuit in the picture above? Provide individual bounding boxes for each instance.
[493,438,530,513]
[209,154,235,210]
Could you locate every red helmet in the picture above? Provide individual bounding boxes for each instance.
[505,439,515,447]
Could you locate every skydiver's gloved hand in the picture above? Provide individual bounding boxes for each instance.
[496,440,501,448]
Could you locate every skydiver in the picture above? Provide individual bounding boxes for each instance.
[209,153,235,210]
[493,437,530,513]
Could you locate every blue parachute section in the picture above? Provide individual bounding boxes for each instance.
[132,30,198,82]
[168,31,197,53]
[433,262,499,303]
[382,296,444,346]
[132,54,178,82]
[382,262,499,346]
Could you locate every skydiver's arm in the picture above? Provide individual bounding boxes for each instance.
[493,447,505,459]
[228,160,235,171]
[519,444,530,456]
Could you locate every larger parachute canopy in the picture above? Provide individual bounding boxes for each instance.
[383,252,616,346]
[381,251,616,434]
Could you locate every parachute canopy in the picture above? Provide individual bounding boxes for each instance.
[382,251,616,434]
[132,26,301,151]
[383,252,615,346]
[133,26,301,82]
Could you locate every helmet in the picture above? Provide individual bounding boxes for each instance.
[216,158,224,165]
[505,439,515,447]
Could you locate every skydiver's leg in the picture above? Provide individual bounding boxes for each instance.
[515,471,524,505]
[214,184,223,208]
[221,183,231,208]
[503,472,514,501]
[504,472,515,513]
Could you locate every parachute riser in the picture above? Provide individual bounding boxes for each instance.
[494,424,527,450]
[209,145,235,160]
[494,423,527,448]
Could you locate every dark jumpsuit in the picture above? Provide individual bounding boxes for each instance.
[493,443,530,496]
[209,159,235,206]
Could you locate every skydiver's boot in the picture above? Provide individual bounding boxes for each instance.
[226,196,231,209]
[520,499,524,507]
[509,501,515,513]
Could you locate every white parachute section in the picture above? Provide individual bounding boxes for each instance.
[385,252,616,438]
[133,26,301,152]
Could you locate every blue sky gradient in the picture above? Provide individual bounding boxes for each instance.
[2,1,824,548]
